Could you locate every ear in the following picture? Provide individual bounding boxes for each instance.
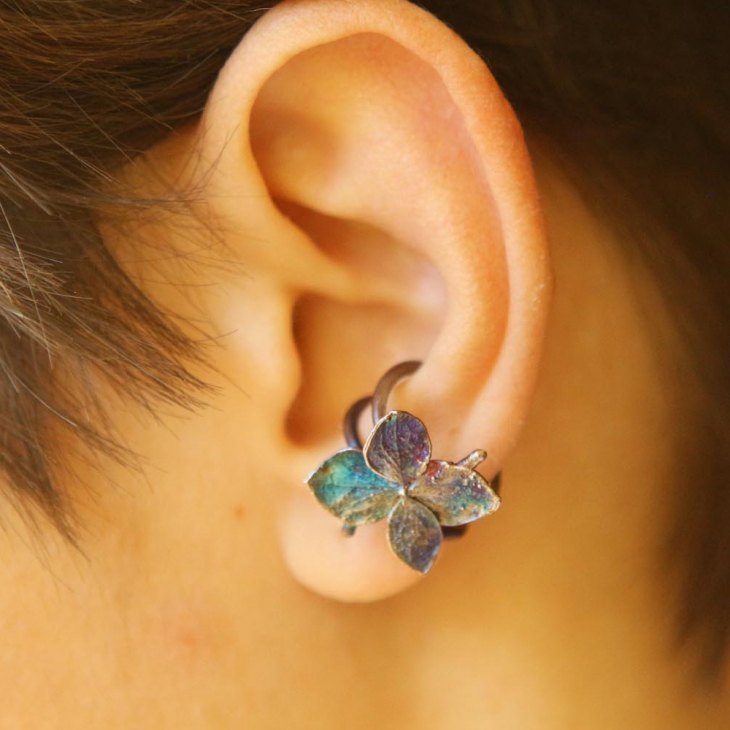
[195,0,551,601]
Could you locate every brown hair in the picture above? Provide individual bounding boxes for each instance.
[1,0,729,680]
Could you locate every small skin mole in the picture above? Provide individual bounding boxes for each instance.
[151,602,218,663]
[232,504,245,520]
[174,626,204,651]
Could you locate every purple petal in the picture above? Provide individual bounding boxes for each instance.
[387,497,442,573]
[409,460,500,526]
[364,411,431,485]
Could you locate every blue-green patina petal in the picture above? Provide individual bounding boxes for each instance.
[364,411,431,485]
[307,449,400,526]
[387,497,442,574]
[408,460,500,527]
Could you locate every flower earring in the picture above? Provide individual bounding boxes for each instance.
[305,361,501,574]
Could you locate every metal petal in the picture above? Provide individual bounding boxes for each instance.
[408,460,500,526]
[387,497,442,573]
[307,449,400,526]
[364,410,431,485]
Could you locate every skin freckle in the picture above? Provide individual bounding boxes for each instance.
[150,603,220,664]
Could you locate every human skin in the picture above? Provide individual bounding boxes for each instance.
[0,1,728,727]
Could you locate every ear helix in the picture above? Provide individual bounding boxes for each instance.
[305,361,502,574]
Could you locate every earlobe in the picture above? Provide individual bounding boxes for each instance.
[194,0,551,602]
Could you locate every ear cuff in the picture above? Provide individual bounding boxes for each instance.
[305,361,502,574]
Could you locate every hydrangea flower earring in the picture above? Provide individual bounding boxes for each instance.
[306,361,501,574]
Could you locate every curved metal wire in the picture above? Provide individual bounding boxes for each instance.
[343,396,372,449]
[372,360,422,422]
